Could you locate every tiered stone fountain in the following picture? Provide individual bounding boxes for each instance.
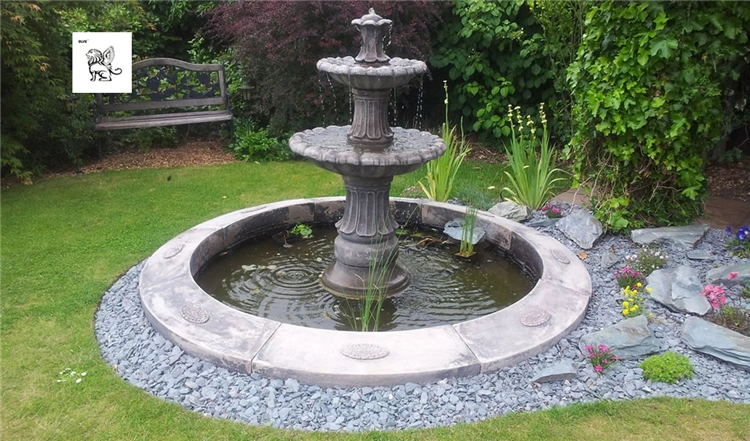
[138,10,591,387]
[290,9,444,298]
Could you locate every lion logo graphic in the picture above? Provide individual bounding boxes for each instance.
[86,46,122,82]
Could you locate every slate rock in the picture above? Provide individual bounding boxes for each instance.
[647,266,711,316]
[681,316,750,371]
[579,315,662,360]
[687,250,714,261]
[600,251,619,269]
[488,201,532,222]
[530,361,578,383]
[706,262,750,288]
[526,218,560,228]
[555,210,603,249]
[443,219,486,245]
[631,224,709,249]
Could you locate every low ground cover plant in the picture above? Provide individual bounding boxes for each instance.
[624,248,667,276]
[614,267,646,289]
[640,351,695,384]
[585,344,619,375]
[540,203,562,218]
[621,283,649,318]
[725,226,750,258]
[703,272,750,336]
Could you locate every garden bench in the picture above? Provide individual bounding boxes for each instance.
[93,57,233,134]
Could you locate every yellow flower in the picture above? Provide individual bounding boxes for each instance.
[632,305,639,310]
[647,287,652,293]
[623,301,629,308]
[636,282,643,288]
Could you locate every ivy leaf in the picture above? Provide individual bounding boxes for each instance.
[650,38,678,58]
[637,51,649,66]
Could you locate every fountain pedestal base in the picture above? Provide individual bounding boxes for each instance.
[321,175,410,299]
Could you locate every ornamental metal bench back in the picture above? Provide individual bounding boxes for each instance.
[93,58,233,132]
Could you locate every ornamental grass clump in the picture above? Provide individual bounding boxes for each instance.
[419,81,470,202]
[614,267,646,289]
[585,344,619,375]
[725,226,750,258]
[624,247,667,276]
[640,351,694,384]
[501,103,566,210]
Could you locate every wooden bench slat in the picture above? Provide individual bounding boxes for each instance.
[95,111,232,130]
[132,58,224,72]
[101,97,226,113]
[93,58,233,134]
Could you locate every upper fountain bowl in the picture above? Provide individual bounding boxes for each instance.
[317,56,428,90]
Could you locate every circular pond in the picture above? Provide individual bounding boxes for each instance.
[139,198,592,387]
[196,226,535,331]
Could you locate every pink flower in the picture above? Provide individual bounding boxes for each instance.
[728,272,738,280]
[598,344,608,351]
[584,345,593,352]
[594,365,603,373]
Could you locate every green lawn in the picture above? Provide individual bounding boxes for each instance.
[2,160,748,440]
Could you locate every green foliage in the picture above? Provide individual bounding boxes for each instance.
[289,223,312,239]
[567,1,750,231]
[419,82,471,202]
[229,119,295,162]
[709,305,750,336]
[624,247,668,277]
[501,104,566,210]
[529,0,590,143]
[458,206,478,257]
[640,351,695,384]
[431,0,554,141]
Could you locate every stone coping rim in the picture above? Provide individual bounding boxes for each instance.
[139,197,591,387]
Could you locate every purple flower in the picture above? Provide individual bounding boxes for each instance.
[726,226,733,237]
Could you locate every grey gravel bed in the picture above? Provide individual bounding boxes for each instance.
[95,204,750,432]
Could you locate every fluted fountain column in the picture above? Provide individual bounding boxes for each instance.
[322,175,408,298]
[348,89,392,149]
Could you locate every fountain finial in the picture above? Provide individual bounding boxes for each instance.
[352,8,391,63]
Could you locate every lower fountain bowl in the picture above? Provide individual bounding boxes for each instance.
[139,197,592,387]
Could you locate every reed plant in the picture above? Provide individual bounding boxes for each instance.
[457,207,478,258]
[419,81,470,202]
[501,103,566,210]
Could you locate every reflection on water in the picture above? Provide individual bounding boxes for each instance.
[196,226,535,331]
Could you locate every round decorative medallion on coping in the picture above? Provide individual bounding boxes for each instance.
[163,243,185,259]
[181,304,210,324]
[551,249,570,264]
[340,344,390,360]
[521,309,551,327]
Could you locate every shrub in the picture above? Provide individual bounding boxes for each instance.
[431,0,555,141]
[567,1,750,231]
[230,119,295,162]
[501,103,566,210]
[208,1,444,136]
[640,351,695,384]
